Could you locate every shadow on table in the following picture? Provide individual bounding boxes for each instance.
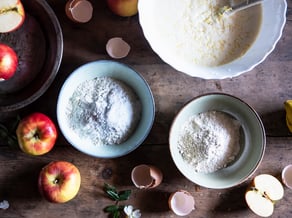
[212,184,249,215]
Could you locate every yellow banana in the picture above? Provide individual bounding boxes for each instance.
[284,100,292,133]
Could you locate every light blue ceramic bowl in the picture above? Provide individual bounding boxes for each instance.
[169,93,266,189]
[57,60,155,158]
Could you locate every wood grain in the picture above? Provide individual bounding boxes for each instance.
[0,0,291,217]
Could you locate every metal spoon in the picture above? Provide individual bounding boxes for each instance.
[221,0,264,16]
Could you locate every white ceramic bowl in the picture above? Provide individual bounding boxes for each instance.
[138,0,287,79]
[57,60,155,158]
[169,93,266,189]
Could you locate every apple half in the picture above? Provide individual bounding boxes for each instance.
[245,174,284,217]
[0,0,25,33]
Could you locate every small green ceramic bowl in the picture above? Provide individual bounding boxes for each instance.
[169,93,266,189]
[57,60,155,158]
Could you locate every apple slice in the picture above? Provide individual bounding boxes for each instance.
[0,0,25,33]
[245,174,284,217]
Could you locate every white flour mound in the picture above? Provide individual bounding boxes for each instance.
[66,76,141,146]
[177,111,241,173]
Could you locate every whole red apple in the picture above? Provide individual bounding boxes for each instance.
[16,112,57,155]
[0,0,25,33]
[106,0,138,17]
[38,161,81,203]
[0,43,18,81]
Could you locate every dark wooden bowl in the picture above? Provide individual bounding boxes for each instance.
[0,0,63,112]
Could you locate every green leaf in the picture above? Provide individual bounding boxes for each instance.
[104,205,125,218]
[0,124,9,136]
[106,190,120,201]
[118,190,131,201]
[7,136,17,147]
[11,115,20,131]
[113,210,120,218]
[104,205,119,213]
[104,183,117,193]
[0,116,20,148]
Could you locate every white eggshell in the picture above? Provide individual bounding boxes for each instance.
[282,164,292,189]
[66,0,93,23]
[168,190,195,216]
[106,37,131,59]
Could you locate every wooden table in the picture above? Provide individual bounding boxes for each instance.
[1,1,291,217]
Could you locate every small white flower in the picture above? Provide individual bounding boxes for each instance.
[0,200,9,210]
[124,205,141,218]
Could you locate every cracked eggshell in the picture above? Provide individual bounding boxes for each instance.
[168,190,195,216]
[282,164,292,189]
[131,164,163,189]
[106,37,131,59]
[65,0,93,23]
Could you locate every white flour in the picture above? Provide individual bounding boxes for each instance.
[66,77,141,146]
[178,111,241,173]
[143,0,262,66]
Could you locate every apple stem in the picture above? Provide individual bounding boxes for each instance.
[54,178,60,184]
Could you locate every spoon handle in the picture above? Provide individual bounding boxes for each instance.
[228,0,263,15]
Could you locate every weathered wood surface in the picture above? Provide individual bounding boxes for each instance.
[0,0,292,217]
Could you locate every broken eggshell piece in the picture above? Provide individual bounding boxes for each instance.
[168,190,195,216]
[106,37,131,59]
[131,164,163,189]
[282,164,292,189]
[65,0,93,23]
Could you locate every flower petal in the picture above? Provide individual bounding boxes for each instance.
[124,205,134,215]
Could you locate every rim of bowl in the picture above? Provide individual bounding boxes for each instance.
[169,92,266,189]
[57,60,155,158]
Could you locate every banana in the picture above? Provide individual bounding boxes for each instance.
[284,100,292,132]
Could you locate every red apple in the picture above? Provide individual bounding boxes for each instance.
[106,0,138,17]
[16,112,57,156]
[0,0,25,33]
[0,43,18,81]
[38,161,81,203]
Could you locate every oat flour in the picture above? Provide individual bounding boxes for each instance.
[66,77,141,146]
[178,111,241,173]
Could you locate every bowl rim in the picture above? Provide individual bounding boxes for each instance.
[57,60,155,158]
[169,92,266,189]
[0,0,63,112]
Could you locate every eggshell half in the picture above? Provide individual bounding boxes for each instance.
[168,190,195,216]
[131,164,163,189]
[282,164,292,189]
[65,0,93,23]
[106,37,131,59]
